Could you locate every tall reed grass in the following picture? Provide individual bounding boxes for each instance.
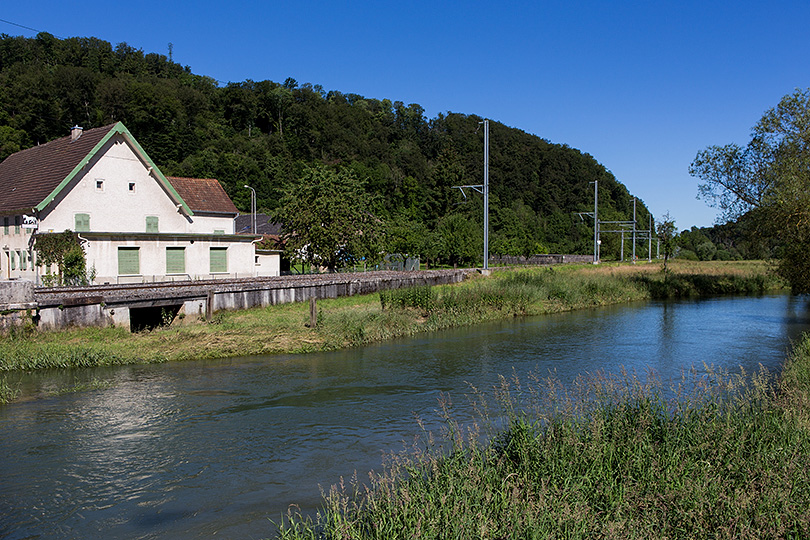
[633,272,776,299]
[276,341,810,539]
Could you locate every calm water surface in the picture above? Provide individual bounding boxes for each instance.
[1,295,809,539]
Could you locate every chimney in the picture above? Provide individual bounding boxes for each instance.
[70,125,83,142]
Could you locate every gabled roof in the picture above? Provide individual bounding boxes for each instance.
[166,177,239,215]
[0,122,192,216]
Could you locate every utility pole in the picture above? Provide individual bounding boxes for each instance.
[632,197,637,263]
[452,119,490,272]
[648,214,652,262]
[483,119,489,271]
[591,181,598,264]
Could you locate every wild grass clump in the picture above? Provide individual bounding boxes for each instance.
[634,271,782,299]
[276,357,810,539]
[379,285,435,313]
[316,307,419,348]
[0,376,19,404]
[778,332,810,429]
[378,268,648,328]
[0,326,161,371]
[0,344,138,371]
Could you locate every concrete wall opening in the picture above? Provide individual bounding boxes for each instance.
[129,305,181,332]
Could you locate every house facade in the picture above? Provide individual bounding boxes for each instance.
[0,122,279,283]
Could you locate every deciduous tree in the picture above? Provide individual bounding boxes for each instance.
[656,212,677,272]
[35,230,89,286]
[690,88,810,292]
[273,165,384,272]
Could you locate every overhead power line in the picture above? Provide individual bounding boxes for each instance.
[0,18,233,86]
[0,18,64,39]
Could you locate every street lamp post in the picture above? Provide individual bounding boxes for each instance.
[244,185,256,234]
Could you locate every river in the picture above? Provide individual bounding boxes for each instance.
[1,294,808,539]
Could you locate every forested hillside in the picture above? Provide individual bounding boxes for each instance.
[0,32,652,264]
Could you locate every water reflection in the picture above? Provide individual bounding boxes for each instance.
[1,294,809,539]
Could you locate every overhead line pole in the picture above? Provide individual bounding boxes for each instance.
[632,197,637,264]
[483,119,489,271]
[591,181,598,264]
[452,119,490,272]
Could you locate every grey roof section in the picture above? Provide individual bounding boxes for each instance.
[235,213,283,236]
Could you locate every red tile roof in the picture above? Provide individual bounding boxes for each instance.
[166,177,239,215]
[0,124,118,214]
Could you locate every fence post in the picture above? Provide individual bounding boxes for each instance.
[205,290,214,321]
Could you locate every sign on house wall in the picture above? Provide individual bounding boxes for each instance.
[22,215,38,230]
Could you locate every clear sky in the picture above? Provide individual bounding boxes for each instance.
[3,1,809,230]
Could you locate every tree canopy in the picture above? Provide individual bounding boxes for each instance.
[690,88,810,292]
[273,166,384,271]
[34,230,89,285]
[0,33,653,266]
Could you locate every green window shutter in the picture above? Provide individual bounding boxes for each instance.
[10,251,15,270]
[118,247,140,275]
[210,247,227,273]
[20,250,26,270]
[213,229,225,235]
[146,216,159,233]
[74,213,90,232]
[166,247,185,274]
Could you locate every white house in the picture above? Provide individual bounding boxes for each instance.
[0,122,279,283]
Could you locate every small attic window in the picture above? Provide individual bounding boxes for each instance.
[96,180,104,192]
[128,182,136,193]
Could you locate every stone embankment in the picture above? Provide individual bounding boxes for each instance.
[490,254,593,266]
[2,269,473,332]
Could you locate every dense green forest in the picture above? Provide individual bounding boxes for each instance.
[674,211,775,262]
[0,32,654,265]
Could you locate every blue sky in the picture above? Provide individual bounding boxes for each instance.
[3,1,809,229]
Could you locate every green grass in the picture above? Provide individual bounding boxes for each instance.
[275,340,810,540]
[0,261,786,375]
[0,376,19,404]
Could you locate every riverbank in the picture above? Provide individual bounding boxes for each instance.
[0,261,784,382]
[276,324,810,540]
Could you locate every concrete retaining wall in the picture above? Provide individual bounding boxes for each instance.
[491,254,594,266]
[30,269,470,331]
[0,280,35,307]
[0,280,37,332]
